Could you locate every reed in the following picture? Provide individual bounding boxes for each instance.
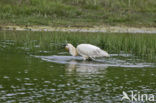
[0,31,156,62]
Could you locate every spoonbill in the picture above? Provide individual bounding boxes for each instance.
[65,43,110,60]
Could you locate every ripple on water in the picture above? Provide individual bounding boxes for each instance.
[3,76,9,79]
[48,89,56,92]
[6,93,16,97]
[24,83,34,86]
[64,90,76,95]
[35,54,155,68]
[44,81,51,84]
[24,70,28,74]
[11,85,16,89]
[57,84,65,88]
[16,92,26,95]
[24,78,30,81]
[0,85,3,89]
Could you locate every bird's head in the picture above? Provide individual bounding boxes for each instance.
[102,50,110,57]
[65,43,73,51]
[65,43,78,56]
[104,52,110,57]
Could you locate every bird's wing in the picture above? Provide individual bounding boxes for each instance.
[77,44,109,58]
[90,48,107,57]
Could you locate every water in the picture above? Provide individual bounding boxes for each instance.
[0,31,156,102]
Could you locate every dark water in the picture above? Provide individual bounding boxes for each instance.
[0,31,156,103]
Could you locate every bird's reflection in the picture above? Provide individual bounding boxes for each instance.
[65,60,108,75]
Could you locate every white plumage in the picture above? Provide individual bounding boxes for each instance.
[65,43,110,60]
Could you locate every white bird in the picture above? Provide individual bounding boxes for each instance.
[65,43,110,60]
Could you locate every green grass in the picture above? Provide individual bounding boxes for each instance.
[0,0,156,27]
[0,31,156,62]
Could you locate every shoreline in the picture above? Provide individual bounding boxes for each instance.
[0,25,156,34]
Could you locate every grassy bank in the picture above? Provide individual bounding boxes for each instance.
[0,0,156,27]
[0,31,156,62]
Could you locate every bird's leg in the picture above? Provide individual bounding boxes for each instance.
[90,57,96,61]
[82,56,88,60]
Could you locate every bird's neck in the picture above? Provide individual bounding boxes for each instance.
[69,46,78,56]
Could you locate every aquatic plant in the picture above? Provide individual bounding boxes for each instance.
[0,31,155,62]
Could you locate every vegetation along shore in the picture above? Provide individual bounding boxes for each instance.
[0,0,156,28]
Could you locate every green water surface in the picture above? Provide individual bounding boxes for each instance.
[0,31,156,102]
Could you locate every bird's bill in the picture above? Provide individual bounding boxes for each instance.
[105,53,110,57]
[107,54,110,57]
